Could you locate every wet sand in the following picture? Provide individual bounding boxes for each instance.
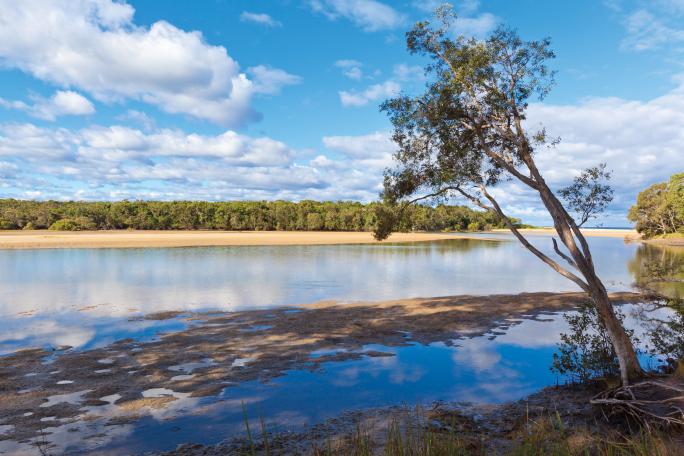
[0,230,463,249]
[0,291,643,444]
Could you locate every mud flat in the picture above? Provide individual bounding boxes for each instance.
[0,291,643,446]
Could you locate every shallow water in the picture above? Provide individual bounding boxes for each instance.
[1,235,682,454]
[0,305,665,455]
[0,235,662,353]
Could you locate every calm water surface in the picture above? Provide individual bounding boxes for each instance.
[0,306,665,455]
[0,235,652,353]
[1,235,681,454]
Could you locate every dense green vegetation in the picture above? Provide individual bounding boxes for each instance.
[628,173,684,238]
[0,199,518,232]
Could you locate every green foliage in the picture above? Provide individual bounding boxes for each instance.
[0,199,516,233]
[558,163,614,227]
[551,302,637,383]
[48,216,97,231]
[372,7,556,240]
[628,173,684,238]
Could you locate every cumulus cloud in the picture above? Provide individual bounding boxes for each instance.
[435,81,684,225]
[240,11,282,27]
[393,64,425,82]
[336,64,424,107]
[115,110,156,131]
[323,131,394,159]
[4,77,683,225]
[247,66,302,95]
[451,13,498,38]
[0,122,388,202]
[0,1,297,127]
[0,90,95,121]
[339,80,400,107]
[334,81,684,225]
[527,84,684,196]
[309,0,406,32]
[335,59,364,80]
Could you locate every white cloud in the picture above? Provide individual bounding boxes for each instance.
[393,64,425,82]
[621,9,684,51]
[451,13,498,38]
[247,66,302,95]
[0,123,389,202]
[335,59,364,80]
[323,131,394,160]
[240,11,282,27]
[331,80,684,225]
[339,80,400,107]
[0,90,95,121]
[309,0,406,32]
[115,109,156,131]
[0,1,297,127]
[4,77,683,225]
[413,0,498,37]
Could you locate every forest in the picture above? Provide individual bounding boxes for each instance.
[0,199,518,232]
[628,172,684,238]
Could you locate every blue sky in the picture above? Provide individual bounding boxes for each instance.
[0,0,683,226]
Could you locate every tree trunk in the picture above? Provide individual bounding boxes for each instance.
[590,284,644,385]
[530,172,645,385]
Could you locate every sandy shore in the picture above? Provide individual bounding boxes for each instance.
[0,228,641,249]
[0,230,463,249]
[493,228,641,239]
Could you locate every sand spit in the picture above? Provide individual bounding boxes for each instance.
[0,291,643,445]
[0,230,465,249]
[493,228,641,240]
[0,228,640,249]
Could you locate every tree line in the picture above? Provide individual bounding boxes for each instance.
[628,173,684,238]
[0,199,519,232]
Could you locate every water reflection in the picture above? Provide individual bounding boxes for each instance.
[0,237,645,353]
[0,303,668,455]
[0,314,567,455]
[628,243,684,298]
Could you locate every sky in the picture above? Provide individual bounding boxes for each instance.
[0,0,682,226]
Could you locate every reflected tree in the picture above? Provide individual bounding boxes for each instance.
[552,302,636,383]
[628,244,684,299]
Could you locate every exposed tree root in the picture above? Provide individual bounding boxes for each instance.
[591,377,684,429]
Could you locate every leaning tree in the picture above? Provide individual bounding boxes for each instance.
[374,6,643,385]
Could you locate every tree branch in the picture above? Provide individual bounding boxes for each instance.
[476,184,591,292]
[552,237,578,270]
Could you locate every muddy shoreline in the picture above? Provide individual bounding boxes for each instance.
[0,291,644,451]
[161,382,684,455]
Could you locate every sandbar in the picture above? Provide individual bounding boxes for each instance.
[0,228,641,249]
[0,230,462,249]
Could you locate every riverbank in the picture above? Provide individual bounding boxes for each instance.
[161,383,684,455]
[643,233,684,247]
[0,291,644,451]
[0,230,461,249]
[493,227,641,240]
[0,228,641,249]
